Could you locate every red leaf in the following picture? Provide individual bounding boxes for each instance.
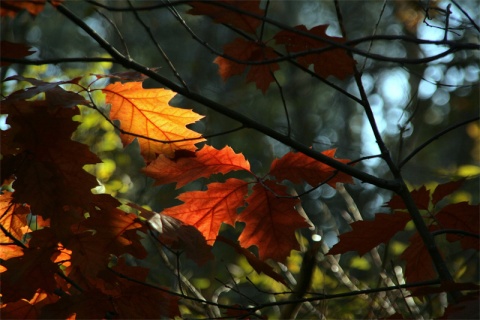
[435,202,480,250]
[269,149,353,188]
[274,25,356,80]
[0,41,35,66]
[328,211,411,256]
[400,230,439,283]
[218,235,287,285]
[214,38,280,93]
[143,145,251,189]
[163,179,249,244]
[384,186,430,211]
[432,179,465,206]
[237,181,310,262]
[0,1,46,17]
[187,1,263,35]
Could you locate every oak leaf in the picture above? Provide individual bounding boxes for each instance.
[400,229,439,283]
[143,145,251,189]
[328,211,411,256]
[432,179,465,206]
[274,25,356,79]
[269,149,353,188]
[129,203,214,265]
[0,289,59,319]
[0,41,35,66]
[435,202,480,250]
[214,38,280,93]
[237,181,310,262]
[0,247,61,303]
[187,1,263,35]
[0,191,30,243]
[103,81,205,161]
[163,179,249,244]
[384,185,430,211]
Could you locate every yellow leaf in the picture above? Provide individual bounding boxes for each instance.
[103,82,204,161]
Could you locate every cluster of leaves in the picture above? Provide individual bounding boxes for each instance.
[1,1,479,319]
[0,38,355,317]
[189,1,355,93]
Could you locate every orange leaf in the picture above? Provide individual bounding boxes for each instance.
[187,1,263,35]
[0,289,59,319]
[0,41,35,66]
[238,181,309,262]
[0,1,46,17]
[103,81,205,161]
[0,191,30,243]
[269,149,353,188]
[328,211,411,256]
[0,247,61,303]
[143,145,251,189]
[274,25,356,80]
[214,38,279,93]
[163,179,249,244]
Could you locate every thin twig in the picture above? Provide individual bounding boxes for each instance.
[399,116,480,168]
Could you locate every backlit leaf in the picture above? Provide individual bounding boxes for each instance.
[163,179,249,244]
[143,145,251,189]
[400,230,439,283]
[432,179,465,206]
[103,81,205,161]
[269,149,353,188]
[238,181,309,262]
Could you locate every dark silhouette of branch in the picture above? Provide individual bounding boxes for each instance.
[1,57,117,65]
[432,229,480,239]
[400,116,480,168]
[54,1,400,191]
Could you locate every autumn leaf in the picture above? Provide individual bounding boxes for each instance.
[384,186,430,211]
[435,202,480,250]
[238,181,310,262]
[103,81,205,161]
[328,211,411,256]
[269,149,353,188]
[432,179,465,206]
[143,145,252,189]
[274,25,356,80]
[214,38,280,93]
[187,1,263,35]
[0,246,62,303]
[400,229,439,283]
[0,289,59,320]
[1,100,100,219]
[0,1,47,17]
[81,207,147,259]
[0,41,35,66]
[129,203,213,265]
[0,191,30,243]
[163,179,249,244]
[217,235,286,285]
